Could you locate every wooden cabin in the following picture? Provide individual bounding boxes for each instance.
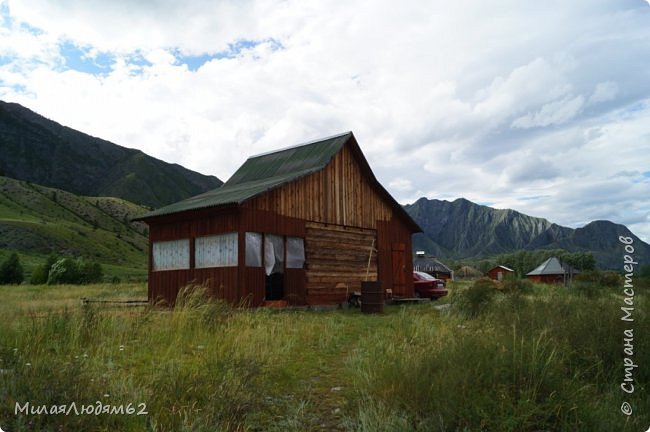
[412,252,453,280]
[135,132,421,306]
[525,257,577,284]
[486,265,514,281]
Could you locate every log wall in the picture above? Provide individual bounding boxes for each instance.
[304,221,377,305]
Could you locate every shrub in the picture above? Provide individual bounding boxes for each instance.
[454,278,498,318]
[46,257,103,285]
[0,252,23,284]
[79,259,103,283]
[574,270,620,288]
[501,278,534,294]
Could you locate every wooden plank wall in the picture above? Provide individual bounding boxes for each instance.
[148,267,239,306]
[285,269,307,305]
[246,143,393,229]
[377,218,415,297]
[147,209,241,306]
[304,221,377,305]
[147,208,308,306]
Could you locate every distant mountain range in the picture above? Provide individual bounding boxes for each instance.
[1,100,647,273]
[0,100,222,208]
[404,197,650,270]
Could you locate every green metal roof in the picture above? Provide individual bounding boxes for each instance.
[224,132,351,186]
[135,131,421,232]
[135,132,352,219]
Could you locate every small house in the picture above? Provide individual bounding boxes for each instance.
[486,265,515,281]
[412,252,453,280]
[135,132,421,306]
[525,257,577,284]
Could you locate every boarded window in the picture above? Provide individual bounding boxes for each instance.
[152,239,190,271]
[264,234,284,275]
[195,232,238,268]
[245,232,263,267]
[286,237,305,269]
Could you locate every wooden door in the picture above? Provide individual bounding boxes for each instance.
[391,243,406,296]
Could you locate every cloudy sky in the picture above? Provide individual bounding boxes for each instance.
[1,0,649,242]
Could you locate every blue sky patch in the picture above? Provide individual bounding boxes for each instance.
[1,2,12,28]
[19,21,42,35]
[59,41,114,74]
[177,38,284,71]
[179,52,218,72]
[520,195,551,201]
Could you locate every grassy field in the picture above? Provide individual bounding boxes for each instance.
[0,279,648,431]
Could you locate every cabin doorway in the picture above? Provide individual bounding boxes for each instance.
[264,234,285,300]
[391,243,406,296]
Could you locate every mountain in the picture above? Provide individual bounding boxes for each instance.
[0,100,223,208]
[404,197,650,269]
[0,175,148,275]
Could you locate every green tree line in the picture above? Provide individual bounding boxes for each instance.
[0,253,103,285]
[453,249,597,278]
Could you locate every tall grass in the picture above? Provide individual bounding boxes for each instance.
[346,280,650,432]
[0,280,648,431]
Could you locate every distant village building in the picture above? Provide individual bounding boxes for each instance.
[135,132,421,307]
[412,251,453,280]
[486,265,515,281]
[525,257,577,284]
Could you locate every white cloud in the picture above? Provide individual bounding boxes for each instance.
[389,178,414,193]
[1,0,650,242]
[588,81,619,105]
[511,95,585,129]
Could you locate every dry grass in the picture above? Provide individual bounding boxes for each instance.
[0,280,648,431]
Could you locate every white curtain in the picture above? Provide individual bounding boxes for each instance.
[264,234,284,276]
[152,239,190,271]
[245,232,263,267]
[286,237,305,269]
[195,232,238,268]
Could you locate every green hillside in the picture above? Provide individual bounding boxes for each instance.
[0,176,148,280]
[0,100,223,208]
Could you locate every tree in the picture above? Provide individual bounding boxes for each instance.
[46,257,103,285]
[79,259,103,283]
[30,254,59,284]
[0,253,24,284]
[47,258,81,285]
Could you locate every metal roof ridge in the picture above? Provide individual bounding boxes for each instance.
[247,131,353,159]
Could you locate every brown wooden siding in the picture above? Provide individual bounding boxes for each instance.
[149,208,240,242]
[239,208,305,237]
[304,222,377,305]
[146,207,308,306]
[245,144,393,228]
[377,218,414,297]
[241,267,265,306]
[148,267,239,306]
[285,269,307,305]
